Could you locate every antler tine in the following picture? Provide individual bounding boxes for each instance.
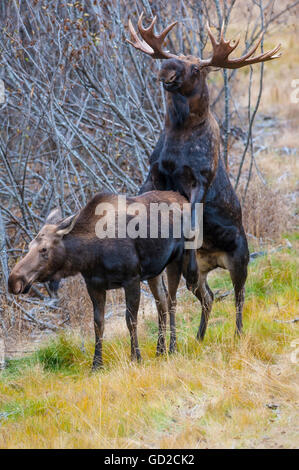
[137,12,178,44]
[224,35,282,67]
[230,36,240,52]
[127,19,155,56]
[206,22,218,49]
[127,12,179,60]
[233,32,281,63]
[137,13,160,46]
[137,12,156,37]
[239,42,281,66]
[206,21,240,60]
[201,23,281,69]
[237,32,263,61]
[159,20,178,42]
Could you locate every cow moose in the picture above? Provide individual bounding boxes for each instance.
[8,190,199,369]
[127,14,281,340]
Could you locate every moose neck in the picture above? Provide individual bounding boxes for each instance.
[56,232,98,279]
[165,76,210,130]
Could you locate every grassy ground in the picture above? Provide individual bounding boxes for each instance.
[0,239,298,449]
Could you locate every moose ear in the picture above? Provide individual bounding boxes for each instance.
[46,207,62,225]
[56,213,79,237]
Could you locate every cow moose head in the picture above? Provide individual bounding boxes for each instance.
[8,210,78,295]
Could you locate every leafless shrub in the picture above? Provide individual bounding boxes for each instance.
[240,178,290,240]
[0,0,297,338]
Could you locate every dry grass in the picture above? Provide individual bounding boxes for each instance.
[241,179,291,240]
[0,245,298,449]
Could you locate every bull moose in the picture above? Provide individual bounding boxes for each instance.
[127,14,281,339]
[8,190,200,369]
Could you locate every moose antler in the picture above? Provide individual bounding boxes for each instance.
[127,12,179,59]
[127,13,281,68]
[200,22,281,69]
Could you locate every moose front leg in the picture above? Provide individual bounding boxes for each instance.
[166,261,182,354]
[183,173,205,286]
[124,279,141,362]
[85,280,106,370]
[195,277,214,341]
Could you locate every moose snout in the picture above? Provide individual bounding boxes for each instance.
[8,272,31,295]
[160,74,176,85]
[8,272,24,294]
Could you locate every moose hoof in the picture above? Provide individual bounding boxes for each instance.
[234,328,243,338]
[91,359,103,371]
[156,348,166,356]
[156,341,167,356]
[131,354,142,363]
[196,331,205,342]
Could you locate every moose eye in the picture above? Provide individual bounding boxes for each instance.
[39,247,47,255]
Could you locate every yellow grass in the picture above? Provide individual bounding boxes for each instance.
[0,246,298,449]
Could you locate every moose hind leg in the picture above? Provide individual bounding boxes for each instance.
[194,274,214,341]
[125,280,141,361]
[148,275,168,355]
[226,239,249,336]
[235,285,245,335]
[229,265,247,336]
